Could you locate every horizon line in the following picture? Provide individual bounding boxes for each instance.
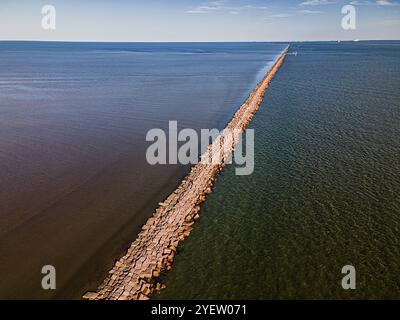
[1,39,399,44]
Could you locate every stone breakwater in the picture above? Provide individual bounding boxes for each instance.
[83,47,289,300]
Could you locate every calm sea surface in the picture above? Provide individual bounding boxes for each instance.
[156,41,400,299]
[0,42,286,299]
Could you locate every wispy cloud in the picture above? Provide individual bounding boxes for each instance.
[376,0,400,5]
[298,9,324,13]
[350,0,400,5]
[300,0,335,5]
[186,1,224,14]
[186,1,271,15]
[270,13,294,18]
[227,4,271,14]
[241,5,270,10]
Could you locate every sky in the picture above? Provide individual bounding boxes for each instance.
[0,0,399,41]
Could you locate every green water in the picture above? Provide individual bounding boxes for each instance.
[156,41,400,299]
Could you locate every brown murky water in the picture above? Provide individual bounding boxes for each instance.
[0,41,286,298]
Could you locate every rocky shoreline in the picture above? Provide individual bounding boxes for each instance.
[83,46,289,300]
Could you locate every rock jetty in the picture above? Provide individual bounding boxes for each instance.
[83,47,289,300]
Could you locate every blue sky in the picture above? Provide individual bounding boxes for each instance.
[0,0,399,41]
